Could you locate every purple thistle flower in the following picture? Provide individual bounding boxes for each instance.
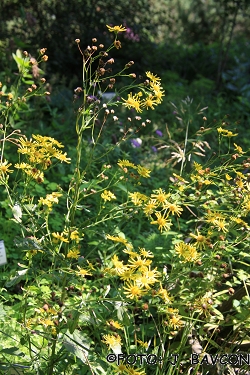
[151,146,157,153]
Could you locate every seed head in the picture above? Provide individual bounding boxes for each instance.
[107,58,114,64]
[75,39,80,44]
[92,38,97,43]
[99,68,105,75]
[40,48,47,55]
[125,61,134,68]
[42,55,48,61]
[114,40,122,49]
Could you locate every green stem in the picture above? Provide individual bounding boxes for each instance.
[180,120,189,176]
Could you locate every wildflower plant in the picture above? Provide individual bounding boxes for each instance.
[0,24,250,375]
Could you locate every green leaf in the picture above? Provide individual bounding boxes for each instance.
[1,347,25,357]
[5,269,28,288]
[63,330,90,363]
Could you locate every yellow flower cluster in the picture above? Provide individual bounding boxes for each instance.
[15,134,70,183]
[101,190,116,202]
[122,71,164,113]
[117,159,151,179]
[128,187,183,233]
[104,235,186,337]
[38,192,62,212]
[217,127,238,137]
[175,241,200,263]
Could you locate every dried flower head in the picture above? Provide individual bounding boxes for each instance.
[114,40,122,49]
[40,48,47,55]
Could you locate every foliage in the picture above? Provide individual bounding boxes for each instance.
[0,24,250,375]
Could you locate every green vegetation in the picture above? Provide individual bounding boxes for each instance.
[0,2,250,374]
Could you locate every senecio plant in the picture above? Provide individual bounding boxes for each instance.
[0,25,250,375]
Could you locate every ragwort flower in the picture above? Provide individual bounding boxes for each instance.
[0,161,13,174]
[175,242,200,263]
[106,25,127,33]
[151,212,172,232]
[122,92,142,113]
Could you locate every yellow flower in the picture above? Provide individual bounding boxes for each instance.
[107,320,123,330]
[157,288,173,304]
[102,334,122,352]
[189,230,209,250]
[117,159,137,169]
[137,165,151,178]
[126,366,146,375]
[225,174,232,181]
[163,202,183,217]
[213,219,229,233]
[52,232,69,243]
[136,269,159,289]
[139,248,154,258]
[242,199,250,213]
[119,268,136,281]
[112,254,128,275]
[124,281,147,300]
[54,152,71,163]
[151,188,170,205]
[143,266,161,282]
[76,266,92,277]
[205,211,225,224]
[106,234,130,247]
[175,242,199,262]
[122,92,142,113]
[106,24,127,33]
[142,94,159,110]
[137,339,149,349]
[0,161,13,174]
[70,229,81,242]
[146,71,161,83]
[14,162,31,170]
[150,212,172,232]
[128,256,152,270]
[67,248,80,259]
[40,319,54,327]
[38,192,62,211]
[234,143,245,154]
[129,192,148,205]
[168,314,184,330]
[193,293,213,317]
[101,190,116,202]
